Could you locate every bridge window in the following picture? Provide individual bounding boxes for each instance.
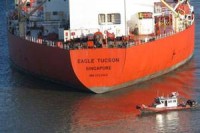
[98,13,121,25]
[98,14,106,25]
[168,100,172,103]
[107,13,121,24]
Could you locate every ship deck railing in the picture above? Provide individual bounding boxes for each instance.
[21,30,179,50]
[11,25,188,50]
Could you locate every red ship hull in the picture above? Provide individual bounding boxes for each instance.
[8,24,195,93]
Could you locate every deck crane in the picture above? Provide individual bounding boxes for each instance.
[15,0,47,37]
[160,0,193,32]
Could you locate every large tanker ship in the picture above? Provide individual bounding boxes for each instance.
[7,0,195,93]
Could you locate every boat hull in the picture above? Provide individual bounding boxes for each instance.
[138,105,193,114]
[8,24,195,93]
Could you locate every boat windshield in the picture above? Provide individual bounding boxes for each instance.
[155,98,161,104]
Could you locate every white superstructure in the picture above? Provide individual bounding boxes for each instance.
[12,0,194,41]
[154,92,178,108]
[68,0,160,40]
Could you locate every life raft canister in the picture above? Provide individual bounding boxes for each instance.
[104,31,115,41]
[94,31,103,39]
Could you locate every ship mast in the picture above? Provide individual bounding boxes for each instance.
[124,0,128,37]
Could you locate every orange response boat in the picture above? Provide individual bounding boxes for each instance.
[7,0,195,93]
[136,92,198,115]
